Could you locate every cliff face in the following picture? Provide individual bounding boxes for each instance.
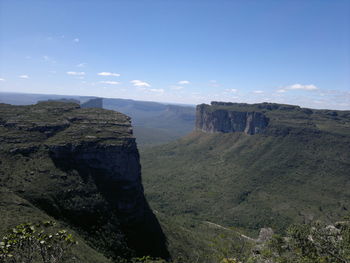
[0,101,168,259]
[196,102,269,135]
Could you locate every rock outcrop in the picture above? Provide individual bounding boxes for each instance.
[0,101,168,260]
[196,102,269,135]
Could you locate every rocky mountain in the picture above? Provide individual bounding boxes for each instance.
[141,101,350,235]
[0,101,169,261]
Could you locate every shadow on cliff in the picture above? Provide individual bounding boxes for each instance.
[122,199,170,259]
[46,149,170,260]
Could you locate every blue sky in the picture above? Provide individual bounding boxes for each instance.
[0,0,349,109]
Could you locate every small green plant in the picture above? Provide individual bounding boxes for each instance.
[210,230,252,263]
[0,221,77,263]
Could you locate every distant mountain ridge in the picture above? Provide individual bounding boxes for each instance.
[81,97,103,108]
[0,92,196,147]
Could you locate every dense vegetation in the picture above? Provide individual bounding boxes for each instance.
[142,131,350,232]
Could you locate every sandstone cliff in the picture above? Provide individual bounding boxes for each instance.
[196,102,269,134]
[0,101,168,260]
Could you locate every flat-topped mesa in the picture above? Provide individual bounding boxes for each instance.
[196,102,269,135]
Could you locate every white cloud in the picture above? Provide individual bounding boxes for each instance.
[287,84,318,91]
[73,38,79,43]
[100,81,120,85]
[97,72,120,77]
[67,71,85,76]
[226,88,238,93]
[178,80,190,85]
[131,80,151,87]
[171,86,185,90]
[150,88,164,93]
[76,63,86,68]
[280,83,318,92]
[0,78,5,81]
[19,75,29,79]
[253,90,264,94]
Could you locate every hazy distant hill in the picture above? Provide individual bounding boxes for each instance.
[103,98,195,147]
[0,92,195,146]
[81,97,103,108]
[141,102,350,233]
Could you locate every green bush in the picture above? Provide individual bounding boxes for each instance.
[253,218,350,263]
[0,221,77,263]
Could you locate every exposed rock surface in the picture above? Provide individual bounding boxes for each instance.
[196,102,269,134]
[0,101,168,259]
[257,227,274,243]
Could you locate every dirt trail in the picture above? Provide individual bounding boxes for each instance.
[203,221,256,242]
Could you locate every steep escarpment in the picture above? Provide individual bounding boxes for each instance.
[196,101,350,136]
[0,101,168,261]
[196,102,269,134]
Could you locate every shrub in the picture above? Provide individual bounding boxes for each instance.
[0,221,77,263]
